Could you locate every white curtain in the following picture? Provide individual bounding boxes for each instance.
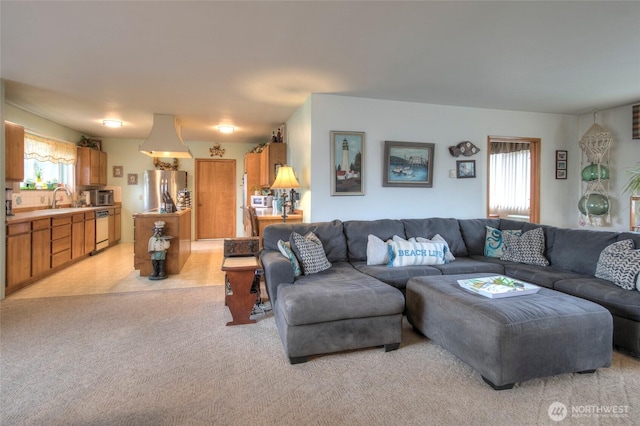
[489,146,530,217]
[24,132,76,164]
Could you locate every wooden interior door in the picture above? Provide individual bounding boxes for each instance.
[195,159,236,239]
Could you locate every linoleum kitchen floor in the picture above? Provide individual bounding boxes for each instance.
[7,240,226,300]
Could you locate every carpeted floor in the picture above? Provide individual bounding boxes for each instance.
[1,286,639,426]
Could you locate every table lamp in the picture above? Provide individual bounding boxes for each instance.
[270,165,300,222]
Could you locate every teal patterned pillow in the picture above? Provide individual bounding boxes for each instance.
[277,239,302,277]
[484,226,522,258]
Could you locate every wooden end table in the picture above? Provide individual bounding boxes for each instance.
[221,256,260,326]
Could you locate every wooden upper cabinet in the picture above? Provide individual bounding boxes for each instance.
[259,143,287,187]
[76,147,107,186]
[5,121,25,181]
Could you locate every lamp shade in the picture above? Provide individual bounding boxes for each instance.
[271,166,300,190]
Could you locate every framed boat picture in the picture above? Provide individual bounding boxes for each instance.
[331,131,365,196]
[383,141,434,188]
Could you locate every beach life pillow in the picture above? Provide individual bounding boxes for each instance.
[366,235,393,265]
[416,234,456,262]
[484,226,522,258]
[595,239,640,291]
[289,231,332,275]
[387,240,448,267]
[277,239,302,277]
[500,227,549,266]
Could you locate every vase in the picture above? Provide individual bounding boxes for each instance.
[578,193,610,216]
[581,164,609,181]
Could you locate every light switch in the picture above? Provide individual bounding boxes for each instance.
[449,169,456,178]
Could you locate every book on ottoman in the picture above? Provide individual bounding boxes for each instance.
[457,275,540,299]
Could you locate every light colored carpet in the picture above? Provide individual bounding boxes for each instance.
[1,286,639,426]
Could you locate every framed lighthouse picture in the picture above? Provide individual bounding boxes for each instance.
[331,131,365,196]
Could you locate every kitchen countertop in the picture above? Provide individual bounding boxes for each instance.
[132,208,191,217]
[6,206,119,224]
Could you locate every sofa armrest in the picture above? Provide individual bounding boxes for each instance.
[260,250,295,303]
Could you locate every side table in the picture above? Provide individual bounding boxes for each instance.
[221,256,260,326]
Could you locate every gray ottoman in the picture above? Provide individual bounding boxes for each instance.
[406,273,613,390]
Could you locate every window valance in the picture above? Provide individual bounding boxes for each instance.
[24,132,76,164]
[490,142,530,154]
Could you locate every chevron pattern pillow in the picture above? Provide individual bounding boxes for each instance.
[595,239,640,290]
[289,231,332,275]
[500,227,549,266]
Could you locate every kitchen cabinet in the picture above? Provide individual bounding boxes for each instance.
[244,152,261,206]
[108,208,115,244]
[5,219,51,293]
[31,219,51,278]
[71,213,85,259]
[114,207,121,242]
[6,222,31,288]
[5,121,25,182]
[84,211,96,254]
[51,216,72,268]
[76,147,107,186]
[259,143,287,187]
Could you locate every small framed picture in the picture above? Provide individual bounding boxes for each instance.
[456,160,476,178]
[331,131,365,196]
[113,166,123,178]
[127,173,138,185]
[555,150,568,179]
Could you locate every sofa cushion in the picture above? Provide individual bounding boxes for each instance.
[459,218,500,255]
[430,257,504,275]
[351,261,441,289]
[554,277,640,322]
[276,262,405,326]
[387,240,447,267]
[402,218,468,257]
[595,240,640,290]
[277,239,301,277]
[501,227,549,266]
[484,226,522,258]
[344,219,405,262]
[503,263,589,289]
[290,232,332,275]
[366,234,391,265]
[416,234,456,262]
[262,220,347,262]
[547,227,618,275]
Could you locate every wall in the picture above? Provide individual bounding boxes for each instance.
[285,96,312,218]
[287,94,580,227]
[578,103,640,231]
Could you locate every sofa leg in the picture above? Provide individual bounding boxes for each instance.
[289,356,308,365]
[384,342,400,352]
[577,369,596,374]
[482,376,514,391]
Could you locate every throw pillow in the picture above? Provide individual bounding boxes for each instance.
[595,239,640,290]
[289,231,332,275]
[500,227,549,266]
[366,235,392,266]
[277,239,302,277]
[484,226,522,258]
[387,240,448,267]
[416,234,456,262]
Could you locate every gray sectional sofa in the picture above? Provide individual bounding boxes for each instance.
[260,217,640,364]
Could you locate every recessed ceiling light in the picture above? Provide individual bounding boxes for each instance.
[103,119,123,128]
[218,125,235,133]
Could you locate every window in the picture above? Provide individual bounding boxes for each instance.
[23,132,76,189]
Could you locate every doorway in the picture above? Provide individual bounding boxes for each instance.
[486,136,540,223]
[195,159,236,239]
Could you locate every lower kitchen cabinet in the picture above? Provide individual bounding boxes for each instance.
[84,211,96,254]
[51,216,72,268]
[72,213,85,259]
[31,219,51,278]
[6,223,31,288]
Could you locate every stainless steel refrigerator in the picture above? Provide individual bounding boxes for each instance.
[143,170,187,212]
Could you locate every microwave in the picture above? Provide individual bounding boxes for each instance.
[250,195,273,208]
[88,189,114,206]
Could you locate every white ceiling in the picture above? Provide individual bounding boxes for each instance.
[2,1,639,144]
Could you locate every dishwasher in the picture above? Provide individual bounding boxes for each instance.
[95,209,110,251]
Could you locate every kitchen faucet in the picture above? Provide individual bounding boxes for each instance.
[52,186,72,208]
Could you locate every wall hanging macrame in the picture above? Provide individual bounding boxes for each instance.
[578,112,612,226]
